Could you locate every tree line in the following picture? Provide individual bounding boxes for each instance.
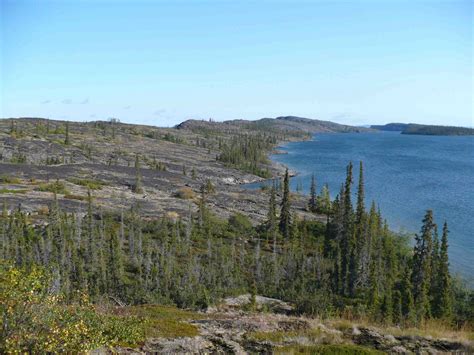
[0,163,472,327]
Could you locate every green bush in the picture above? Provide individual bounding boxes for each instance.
[0,175,21,184]
[228,212,253,234]
[0,263,148,353]
[68,178,107,190]
[36,181,69,194]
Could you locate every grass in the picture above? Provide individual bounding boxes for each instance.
[0,188,28,194]
[274,344,384,355]
[247,327,341,346]
[64,194,87,201]
[68,177,108,190]
[103,304,204,343]
[36,181,69,195]
[328,317,474,343]
[175,187,196,199]
[0,175,21,184]
[385,319,474,342]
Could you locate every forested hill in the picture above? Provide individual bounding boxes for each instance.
[177,115,372,134]
[371,123,474,136]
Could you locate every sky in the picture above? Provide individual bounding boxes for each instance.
[1,0,472,127]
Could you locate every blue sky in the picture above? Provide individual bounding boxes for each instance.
[1,0,472,127]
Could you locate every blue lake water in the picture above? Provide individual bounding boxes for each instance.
[248,132,474,282]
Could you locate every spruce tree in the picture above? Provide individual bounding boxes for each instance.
[279,169,291,239]
[355,161,365,226]
[342,162,354,295]
[133,155,143,193]
[267,182,278,240]
[412,209,434,323]
[65,121,70,145]
[393,289,403,325]
[400,266,416,325]
[309,174,317,212]
[435,222,452,318]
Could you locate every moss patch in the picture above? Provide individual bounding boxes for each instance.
[0,175,21,184]
[0,188,28,194]
[106,304,203,341]
[68,178,108,190]
[275,344,384,355]
[36,181,69,195]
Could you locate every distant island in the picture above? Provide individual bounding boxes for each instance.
[371,123,474,136]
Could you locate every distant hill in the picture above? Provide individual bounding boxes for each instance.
[177,116,372,134]
[370,123,409,132]
[371,123,474,136]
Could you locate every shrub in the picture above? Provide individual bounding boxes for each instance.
[175,187,196,199]
[68,178,107,190]
[36,181,69,195]
[0,188,28,194]
[64,194,87,201]
[228,212,253,234]
[0,175,21,184]
[0,263,148,353]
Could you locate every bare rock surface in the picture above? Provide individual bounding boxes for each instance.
[102,295,472,354]
[0,118,321,224]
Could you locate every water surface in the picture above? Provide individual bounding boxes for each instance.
[249,132,474,281]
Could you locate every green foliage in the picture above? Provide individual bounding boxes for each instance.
[0,175,21,184]
[0,264,103,352]
[10,152,27,164]
[0,158,465,346]
[0,188,28,194]
[68,177,108,190]
[36,180,69,194]
[279,168,291,238]
[0,264,196,352]
[401,124,474,136]
[228,212,253,235]
[112,305,202,339]
[218,134,273,177]
[275,344,384,355]
[132,155,143,193]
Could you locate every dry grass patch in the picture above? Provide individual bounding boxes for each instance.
[175,187,196,199]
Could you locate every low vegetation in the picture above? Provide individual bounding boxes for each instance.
[175,187,196,199]
[36,180,69,195]
[0,118,472,352]
[0,188,28,194]
[68,177,108,190]
[275,344,384,355]
[0,175,21,184]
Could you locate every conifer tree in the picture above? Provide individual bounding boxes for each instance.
[318,184,331,215]
[65,121,70,145]
[309,174,317,212]
[392,289,403,325]
[133,155,143,193]
[400,266,416,325]
[279,169,291,239]
[267,182,278,242]
[412,209,434,322]
[435,222,452,318]
[342,162,354,295]
[355,162,365,224]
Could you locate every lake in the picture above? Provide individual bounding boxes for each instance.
[247,131,474,282]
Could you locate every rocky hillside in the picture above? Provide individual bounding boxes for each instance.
[0,116,348,223]
[177,115,372,134]
[106,295,473,354]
